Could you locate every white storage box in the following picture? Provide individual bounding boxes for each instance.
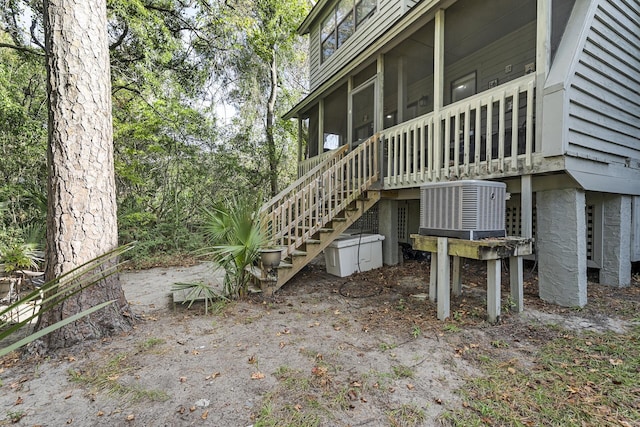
[324,234,385,277]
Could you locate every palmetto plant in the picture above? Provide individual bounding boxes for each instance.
[0,244,134,357]
[0,242,43,274]
[201,195,268,299]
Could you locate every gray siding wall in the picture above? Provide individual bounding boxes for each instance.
[442,22,536,105]
[566,0,640,164]
[403,0,420,12]
[397,22,535,114]
[309,0,403,90]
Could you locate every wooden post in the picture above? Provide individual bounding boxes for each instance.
[521,174,533,238]
[429,252,437,302]
[433,9,444,179]
[452,256,462,296]
[487,259,501,323]
[509,256,524,312]
[437,237,450,320]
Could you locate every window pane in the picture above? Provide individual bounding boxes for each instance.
[322,33,336,62]
[336,0,353,22]
[321,13,335,40]
[337,12,354,47]
[356,0,376,26]
[451,72,476,103]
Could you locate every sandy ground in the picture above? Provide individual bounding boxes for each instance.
[0,257,637,426]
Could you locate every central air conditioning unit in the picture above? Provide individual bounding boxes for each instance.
[419,180,506,240]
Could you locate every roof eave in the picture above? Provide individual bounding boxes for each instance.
[298,0,331,35]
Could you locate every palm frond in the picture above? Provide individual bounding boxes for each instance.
[0,243,135,354]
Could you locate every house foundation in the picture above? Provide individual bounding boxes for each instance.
[378,199,400,265]
[600,194,632,287]
[536,188,587,307]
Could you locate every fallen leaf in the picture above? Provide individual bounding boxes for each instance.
[205,372,221,380]
[507,367,516,374]
[311,366,327,377]
[248,355,257,364]
[351,381,362,388]
[566,385,579,394]
[251,371,265,380]
[279,341,286,349]
[201,410,208,420]
[179,377,187,383]
[126,414,135,421]
[609,358,623,366]
[407,383,415,390]
[15,396,23,405]
[96,411,104,417]
[176,406,186,414]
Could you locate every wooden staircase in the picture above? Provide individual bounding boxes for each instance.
[253,135,381,294]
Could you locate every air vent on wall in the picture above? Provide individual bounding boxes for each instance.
[419,180,506,240]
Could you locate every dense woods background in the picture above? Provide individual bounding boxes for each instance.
[0,0,310,266]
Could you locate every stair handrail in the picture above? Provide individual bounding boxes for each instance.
[260,134,379,256]
[260,144,349,217]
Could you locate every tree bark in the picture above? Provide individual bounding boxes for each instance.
[37,0,133,349]
[266,50,278,197]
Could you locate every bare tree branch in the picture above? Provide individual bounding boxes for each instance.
[109,23,128,50]
[30,19,46,51]
[0,42,45,56]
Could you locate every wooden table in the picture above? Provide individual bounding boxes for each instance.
[410,234,534,323]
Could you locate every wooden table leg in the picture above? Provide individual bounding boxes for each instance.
[487,259,501,323]
[429,252,437,302]
[437,237,450,320]
[452,256,462,297]
[509,256,523,312]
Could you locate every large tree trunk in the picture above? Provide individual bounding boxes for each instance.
[266,50,278,197]
[37,0,133,350]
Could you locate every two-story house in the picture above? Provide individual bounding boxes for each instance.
[259,0,639,308]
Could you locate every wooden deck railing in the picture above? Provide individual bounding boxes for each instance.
[261,136,379,256]
[383,74,536,188]
[298,148,344,177]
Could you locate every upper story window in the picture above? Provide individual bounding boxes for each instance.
[321,0,376,63]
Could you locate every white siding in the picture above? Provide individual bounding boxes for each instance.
[566,0,640,164]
